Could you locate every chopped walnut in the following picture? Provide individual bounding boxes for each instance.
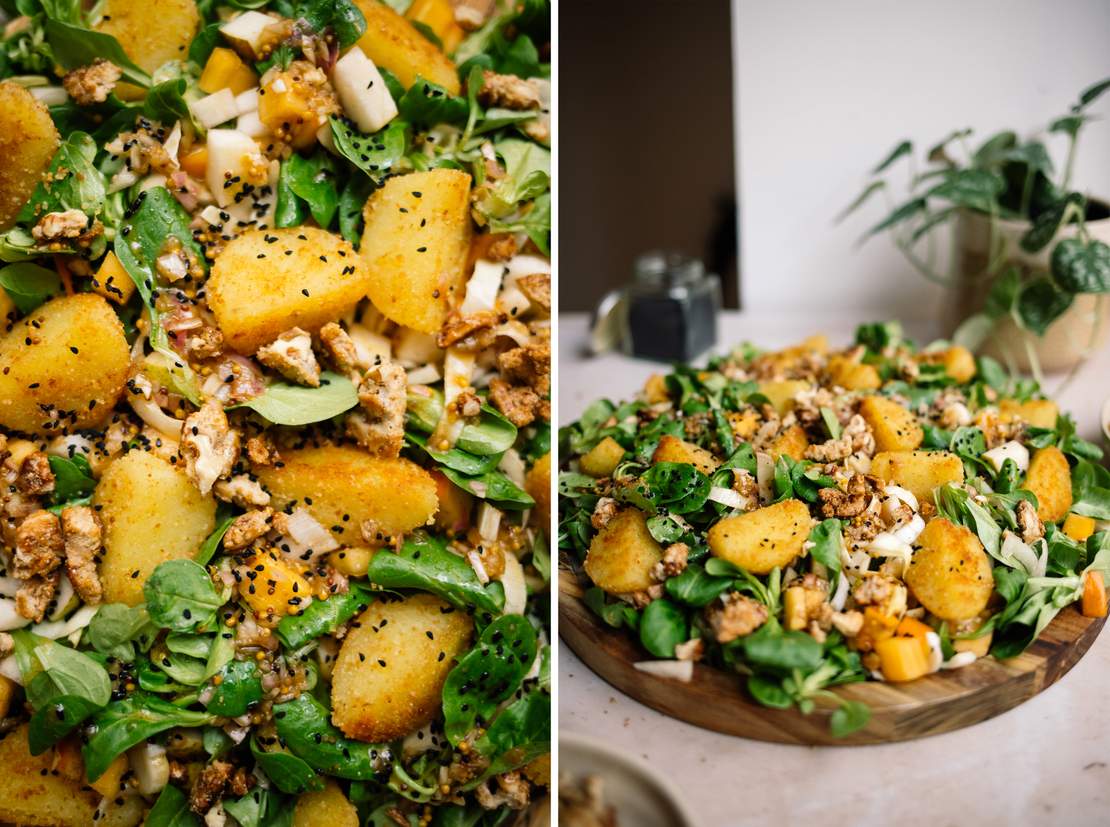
[31,209,103,247]
[16,572,59,622]
[626,585,664,608]
[61,505,103,605]
[674,638,705,662]
[245,435,280,467]
[12,509,64,579]
[498,340,551,397]
[189,760,233,814]
[223,508,273,551]
[705,593,768,643]
[62,58,122,105]
[181,400,240,495]
[805,414,875,463]
[185,327,225,360]
[350,360,407,458]
[484,234,519,261]
[15,451,54,496]
[515,273,551,314]
[478,71,542,110]
[488,378,545,428]
[731,468,760,509]
[214,474,270,508]
[1016,499,1044,544]
[437,309,501,350]
[0,632,12,659]
[255,328,321,387]
[651,542,689,581]
[590,497,618,531]
[317,322,361,375]
[831,610,864,638]
[819,472,882,519]
[452,389,483,419]
[475,771,531,810]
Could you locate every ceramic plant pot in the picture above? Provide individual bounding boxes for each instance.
[950,200,1110,373]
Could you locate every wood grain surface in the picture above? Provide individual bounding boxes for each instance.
[559,569,1107,745]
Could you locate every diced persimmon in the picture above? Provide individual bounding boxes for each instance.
[1082,571,1108,618]
[895,616,933,659]
[431,468,473,535]
[1063,513,1096,543]
[180,145,208,178]
[405,0,464,53]
[876,635,932,682]
[199,47,258,95]
[91,251,136,305]
[643,374,669,404]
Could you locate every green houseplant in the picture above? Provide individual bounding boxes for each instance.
[841,77,1110,381]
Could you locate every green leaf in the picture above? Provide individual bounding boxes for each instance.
[872,140,912,174]
[47,454,95,504]
[338,174,373,245]
[11,633,112,710]
[398,77,468,126]
[456,405,519,455]
[972,130,1016,167]
[984,266,1021,318]
[0,262,61,313]
[1079,76,1110,109]
[638,598,688,658]
[144,559,223,632]
[909,206,957,242]
[143,78,190,125]
[195,514,235,566]
[926,168,1003,212]
[835,180,886,223]
[407,432,500,476]
[637,462,711,515]
[1019,193,1084,253]
[664,564,730,607]
[17,132,105,224]
[1049,114,1086,138]
[808,519,843,576]
[746,674,793,709]
[28,694,102,755]
[865,197,926,237]
[740,622,823,672]
[276,586,372,649]
[272,693,388,779]
[1051,238,1110,293]
[329,117,408,183]
[145,783,201,827]
[204,659,264,716]
[250,737,324,795]
[235,371,359,426]
[463,690,549,788]
[279,152,339,228]
[1017,278,1073,336]
[366,532,504,614]
[830,700,871,737]
[188,22,222,67]
[294,0,367,48]
[82,694,213,781]
[44,18,150,87]
[443,615,538,745]
[88,603,155,661]
[439,466,535,510]
[1004,142,1053,177]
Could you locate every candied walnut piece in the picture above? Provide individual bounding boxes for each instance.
[255,328,321,387]
[705,593,768,643]
[223,508,273,551]
[181,400,240,495]
[62,58,122,105]
[13,509,64,579]
[349,360,406,458]
[16,451,55,496]
[61,505,103,605]
[317,322,361,375]
[515,273,551,314]
[477,71,541,110]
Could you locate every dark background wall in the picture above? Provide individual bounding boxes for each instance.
[558,0,738,312]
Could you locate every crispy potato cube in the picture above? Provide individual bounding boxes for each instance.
[1063,513,1096,543]
[652,434,719,475]
[0,675,15,718]
[0,294,130,435]
[294,779,359,827]
[769,423,808,461]
[256,446,438,542]
[94,0,200,99]
[999,398,1059,430]
[91,251,137,305]
[405,0,465,53]
[643,374,669,404]
[525,451,551,531]
[353,0,461,93]
[0,81,59,231]
[707,499,814,575]
[875,635,931,682]
[0,726,98,827]
[207,228,372,354]
[240,548,313,624]
[431,468,473,535]
[871,450,963,505]
[827,354,881,391]
[580,436,625,478]
[584,508,663,595]
[760,335,827,374]
[904,518,994,621]
[95,451,217,606]
[332,593,473,741]
[198,47,257,95]
[783,586,807,631]
[859,395,923,452]
[758,380,809,414]
[1023,446,1072,523]
[362,169,472,334]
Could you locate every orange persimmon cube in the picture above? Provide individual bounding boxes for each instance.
[91,251,136,305]
[405,0,465,53]
[1063,513,1096,543]
[180,145,208,178]
[1082,571,1108,618]
[875,635,932,682]
[895,616,933,659]
[199,47,258,95]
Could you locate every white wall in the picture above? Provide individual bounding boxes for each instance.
[733,0,1110,319]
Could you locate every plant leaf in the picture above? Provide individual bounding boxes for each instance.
[864,197,926,238]
[1051,238,1110,293]
[834,180,885,223]
[236,371,358,426]
[1020,193,1084,253]
[44,18,150,87]
[871,140,912,174]
[0,263,61,313]
[1018,278,1074,335]
[1079,76,1110,109]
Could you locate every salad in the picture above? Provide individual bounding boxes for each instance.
[559,323,1109,736]
[0,0,551,823]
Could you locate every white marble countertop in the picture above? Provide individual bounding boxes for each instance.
[557,311,1110,827]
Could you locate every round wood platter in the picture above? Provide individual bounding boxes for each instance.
[559,569,1107,745]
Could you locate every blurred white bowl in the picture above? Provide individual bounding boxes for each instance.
[559,731,699,827]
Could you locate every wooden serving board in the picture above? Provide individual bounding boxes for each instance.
[559,569,1107,745]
